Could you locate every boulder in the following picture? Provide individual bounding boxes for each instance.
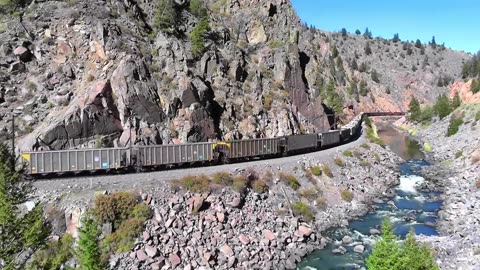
[297,225,312,237]
[13,46,33,62]
[169,254,181,268]
[353,245,365,253]
[9,61,25,74]
[342,235,353,245]
[263,230,276,241]
[145,245,158,257]
[216,212,225,223]
[239,234,250,245]
[369,228,381,235]
[136,249,148,262]
[332,246,347,255]
[220,244,234,257]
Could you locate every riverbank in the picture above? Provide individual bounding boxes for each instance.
[395,105,480,269]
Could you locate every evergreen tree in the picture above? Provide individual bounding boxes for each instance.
[371,69,380,83]
[434,94,452,119]
[341,28,347,37]
[351,58,358,70]
[189,0,207,18]
[397,229,439,270]
[324,81,344,113]
[430,36,437,48]
[451,92,461,109]
[366,219,401,270]
[392,33,400,43]
[154,0,181,33]
[190,18,210,58]
[0,144,49,270]
[363,27,372,39]
[408,96,421,122]
[355,29,361,35]
[415,39,422,48]
[471,79,480,94]
[331,44,339,58]
[75,216,102,270]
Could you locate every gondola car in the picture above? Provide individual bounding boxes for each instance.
[20,112,392,177]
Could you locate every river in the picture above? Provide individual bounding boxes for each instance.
[297,124,442,270]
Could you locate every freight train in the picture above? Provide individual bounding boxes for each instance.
[20,112,403,176]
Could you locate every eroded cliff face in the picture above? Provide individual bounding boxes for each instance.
[0,0,470,150]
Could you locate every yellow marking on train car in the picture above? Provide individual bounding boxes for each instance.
[213,142,231,149]
[21,153,30,162]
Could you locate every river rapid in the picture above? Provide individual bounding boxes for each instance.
[297,125,442,270]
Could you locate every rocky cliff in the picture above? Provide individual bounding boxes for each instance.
[0,0,470,150]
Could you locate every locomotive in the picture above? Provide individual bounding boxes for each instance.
[20,112,401,176]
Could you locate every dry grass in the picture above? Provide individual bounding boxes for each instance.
[278,172,300,190]
[334,157,345,167]
[298,188,318,201]
[476,179,480,189]
[212,172,233,186]
[316,197,328,209]
[252,180,268,193]
[323,164,333,177]
[233,175,248,193]
[310,166,322,176]
[341,189,354,202]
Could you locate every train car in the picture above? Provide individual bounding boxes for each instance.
[21,147,130,175]
[135,142,215,167]
[285,134,318,153]
[340,128,352,142]
[320,130,340,147]
[226,137,280,160]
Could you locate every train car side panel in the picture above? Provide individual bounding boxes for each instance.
[287,134,318,152]
[321,130,340,147]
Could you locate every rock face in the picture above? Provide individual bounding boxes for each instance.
[0,0,466,151]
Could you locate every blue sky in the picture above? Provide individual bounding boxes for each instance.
[291,0,480,54]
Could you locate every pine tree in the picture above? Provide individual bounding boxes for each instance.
[154,0,181,33]
[190,18,210,58]
[0,144,49,270]
[189,0,207,18]
[408,96,421,122]
[355,29,361,35]
[366,219,401,270]
[397,229,439,270]
[359,80,368,96]
[451,92,461,109]
[415,39,422,48]
[75,216,102,270]
[392,33,400,43]
[341,28,347,37]
[434,94,452,119]
[430,36,437,48]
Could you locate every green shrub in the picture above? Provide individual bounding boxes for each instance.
[447,114,464,136]
[27,234,74,270]
[93,192,138,225]
[131,203,153,220]
[343,150,353,157]
[291,201,314,221]
[154,0,181,32]
[360,143,371,150]
[310,166,322,176]
[323,164,333,177]
[334,157,345,167]
[341,189,354,202]
[455,151,463,159]
[181,175,211,192]
[475,111,480,121]
[252,180,268,193]
[434,94,452,120]
[233,175,248,193]
[189,0,207,18]
[279,173,300,190]
[316,197,328,209]
[212,172,233,186]
[366,123,386,148]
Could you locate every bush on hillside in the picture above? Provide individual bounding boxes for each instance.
[343,150,353,157]
[190,18,210,58]
[27,234,74,270]
[310,166,322,176]
[212,172,233,186]
[340,189,353,202]
[447,114,464,136]
[291,201,314,221]
[278,172,300,190]
[93,192,138,225]
[252,180,268,194]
